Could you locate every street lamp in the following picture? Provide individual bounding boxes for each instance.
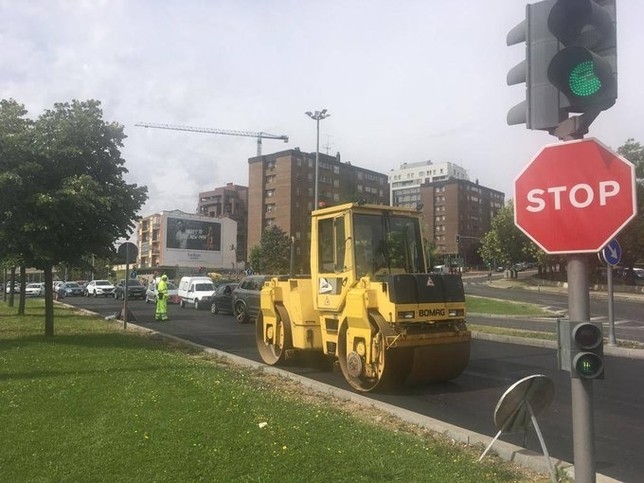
[305,109,331,207]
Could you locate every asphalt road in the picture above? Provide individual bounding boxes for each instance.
[65,294,644,482]
[465,273,644,345]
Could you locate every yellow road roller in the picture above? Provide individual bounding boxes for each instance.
[256,202,470,392]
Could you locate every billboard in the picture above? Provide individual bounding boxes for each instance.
[166,217,221,251]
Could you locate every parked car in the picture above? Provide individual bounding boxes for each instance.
[145,281,179,304]
[25,283,45,297]
[85,279,116,297]
[618,267,644,286]
[232,275,270,324]
[113,279,147,300]
[57,281,84,297]
[210,283,238,315]
[5,282,21,294]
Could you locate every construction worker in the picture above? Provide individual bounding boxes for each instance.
[155,274,169,321]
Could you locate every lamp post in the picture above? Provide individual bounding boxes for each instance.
[305,109,331,208]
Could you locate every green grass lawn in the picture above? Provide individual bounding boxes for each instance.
[0,300,547,482]
[466,295,551,317]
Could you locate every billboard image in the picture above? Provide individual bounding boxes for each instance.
[166,217,221,251]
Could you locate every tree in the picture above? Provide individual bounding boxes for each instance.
[0,99,35,312]
[0,99,148,335]
[478,201,534,269]
[249,225,292,275]
[615,138,644,283]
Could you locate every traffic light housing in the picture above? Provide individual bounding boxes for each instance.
[507,0,564,131]
[455,234,461,244]
[571,321,604,379]
[547,0,617,113]
[507,0,617,132]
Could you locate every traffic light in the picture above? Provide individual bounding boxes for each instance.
[547,0,617,113]
[455,234,461,244]
[570,321,604,379]
[507,0,617,132]
[507,0,564,131]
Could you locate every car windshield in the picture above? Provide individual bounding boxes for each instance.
[66,283,80,288]
[195,283,214,291]
[27,284,40,288]
[167,283,177,290]
[125,280,143,286]
[96,281,111,286]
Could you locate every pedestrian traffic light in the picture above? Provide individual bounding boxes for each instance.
[570,321,604,379]
[547,0,617,113]
[507,0,565,131]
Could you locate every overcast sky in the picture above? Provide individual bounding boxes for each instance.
[2,0,642,218]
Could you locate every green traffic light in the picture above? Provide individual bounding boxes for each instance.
[568,60,602,97]
[575,352,603,378]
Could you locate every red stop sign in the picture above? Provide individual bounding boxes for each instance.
[514,138,637,254]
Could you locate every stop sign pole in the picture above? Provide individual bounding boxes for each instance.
[515,138,637,482]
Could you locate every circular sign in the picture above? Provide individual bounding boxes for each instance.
[514,138,636,254]
[494,374,554,433]
[118,242,138,264]
[600,239,621,266]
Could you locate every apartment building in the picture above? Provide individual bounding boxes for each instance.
[247,149,389,273]
[389,160,469,208]
[197,183,248,264]
[419,178,504,267]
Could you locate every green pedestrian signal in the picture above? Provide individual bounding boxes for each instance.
[571,322,604,379]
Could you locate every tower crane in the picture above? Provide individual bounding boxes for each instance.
[135,122,289,156]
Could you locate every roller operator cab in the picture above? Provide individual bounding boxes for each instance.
[256,203,471,392]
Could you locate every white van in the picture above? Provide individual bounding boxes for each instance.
[177,276,216,310]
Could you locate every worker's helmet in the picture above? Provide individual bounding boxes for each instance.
[161,274,168,281]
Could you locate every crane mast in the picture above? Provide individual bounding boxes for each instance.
[135,122,289,156]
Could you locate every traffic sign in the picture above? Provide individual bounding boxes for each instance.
[600,239,621,266]
[118,242,138,264]
[514,138,637,254]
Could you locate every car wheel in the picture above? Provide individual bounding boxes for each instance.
[211,302,219,315]
[194,300,200,310]
[179,299,185,308]
[234,302,249,324]
[114,292,118,299]
[93,291,97,297]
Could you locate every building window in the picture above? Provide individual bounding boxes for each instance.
[266,189,275,198]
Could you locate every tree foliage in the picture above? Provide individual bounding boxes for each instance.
[249,225,292,275]
[0,98,148,334]
[478,200,535,268]
[615,138,644,277]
